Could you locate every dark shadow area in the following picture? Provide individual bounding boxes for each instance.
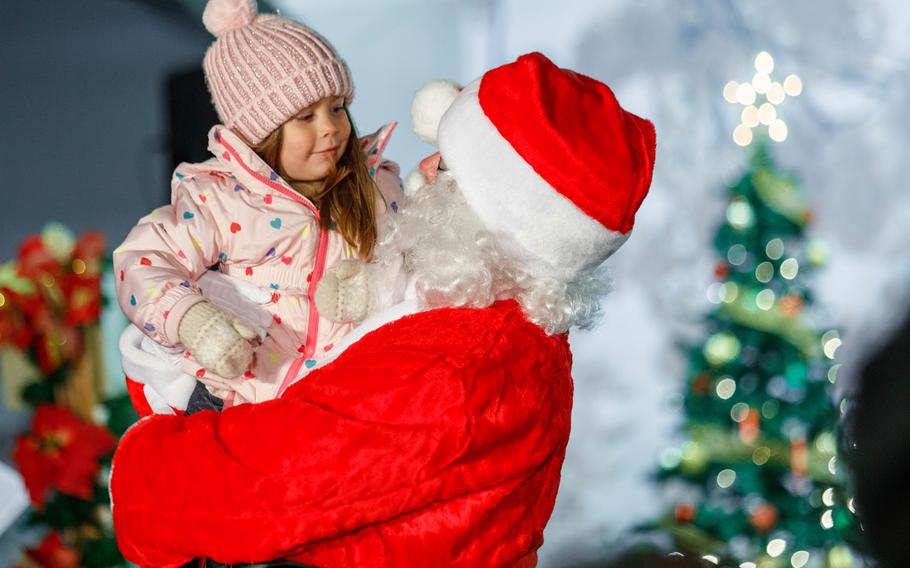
[0,1,214,260]
[851,312,910,568]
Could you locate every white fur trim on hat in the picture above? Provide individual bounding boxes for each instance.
[437,80,630,281]
[411,80,461,145]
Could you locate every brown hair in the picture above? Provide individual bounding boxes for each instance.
[251,111,379,259]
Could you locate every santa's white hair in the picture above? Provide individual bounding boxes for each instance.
[374,171,613,335]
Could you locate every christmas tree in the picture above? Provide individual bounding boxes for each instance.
[650,54,865,568]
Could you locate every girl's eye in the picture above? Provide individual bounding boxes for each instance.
[296,114,314,122]
[332,106,344,113]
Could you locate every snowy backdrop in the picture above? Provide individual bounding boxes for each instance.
[3,0,910,565]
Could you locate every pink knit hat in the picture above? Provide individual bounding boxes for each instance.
[201,0,354,144]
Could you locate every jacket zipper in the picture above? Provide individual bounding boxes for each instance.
[218,131,327,397]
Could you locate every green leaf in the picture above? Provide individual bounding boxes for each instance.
[35,492,96,531]
[0,261,35,294]
[81,534,126,568]
[20,380,56,406]
[104,392,140,437]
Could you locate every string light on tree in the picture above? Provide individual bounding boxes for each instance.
[724,51,802,146]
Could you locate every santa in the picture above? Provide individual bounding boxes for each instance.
[109,52,655,567]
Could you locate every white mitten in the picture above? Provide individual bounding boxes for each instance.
[314,259,375,323]
[177,300,256,378]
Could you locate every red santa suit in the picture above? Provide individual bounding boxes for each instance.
[111,299,572,567]
[110,51,655,568]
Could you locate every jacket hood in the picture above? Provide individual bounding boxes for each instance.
[209,125,306,205]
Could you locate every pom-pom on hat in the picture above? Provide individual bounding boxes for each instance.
[411,52,656,280]
[410,80,461,145]
[201,0,354,144]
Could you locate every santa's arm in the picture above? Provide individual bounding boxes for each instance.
[110,304,572,566]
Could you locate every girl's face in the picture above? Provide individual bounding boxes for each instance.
[280,96,351,182]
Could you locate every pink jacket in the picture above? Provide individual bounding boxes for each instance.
[113,123,401,408]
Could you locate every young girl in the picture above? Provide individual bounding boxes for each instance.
[114,0,404,414]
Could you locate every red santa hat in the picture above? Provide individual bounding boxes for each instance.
[410,52,656,280]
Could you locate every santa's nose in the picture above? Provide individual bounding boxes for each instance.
[419,152,442,183]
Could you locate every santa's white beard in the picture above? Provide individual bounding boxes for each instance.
[376,171,613,335]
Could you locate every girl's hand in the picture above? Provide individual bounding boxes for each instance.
[177,301,256,378]
[314,259,375,323]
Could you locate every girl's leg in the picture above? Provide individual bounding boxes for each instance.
[184,381,224,415]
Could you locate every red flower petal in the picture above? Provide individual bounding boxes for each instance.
[13,436,55,510]
[31,406,115,502]
[26,531,81,568]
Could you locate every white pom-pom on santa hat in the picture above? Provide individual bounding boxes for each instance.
[203,0,258,37]
[411,80,461,145]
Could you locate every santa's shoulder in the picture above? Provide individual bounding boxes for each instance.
[283,300,574,415]
[350,300,571,364]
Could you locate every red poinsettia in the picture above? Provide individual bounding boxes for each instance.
[61,277,101,327]
[13,405,116,509]
[24,531,81,568]
[0,297,33,350]
[17,236,63,283]
[71,231,105,267]
[1,284,47,322]
[33,326,84,375]
[1,227,105,374]
[1,285,73,375]
[64,231,105,327]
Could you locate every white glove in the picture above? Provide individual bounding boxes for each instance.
[314,259,375,323]
[177,300,256,379]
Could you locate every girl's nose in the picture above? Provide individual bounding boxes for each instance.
[419,152,442,183]
[320,115,340,137]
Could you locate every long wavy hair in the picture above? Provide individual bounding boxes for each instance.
[251,109,378,259]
